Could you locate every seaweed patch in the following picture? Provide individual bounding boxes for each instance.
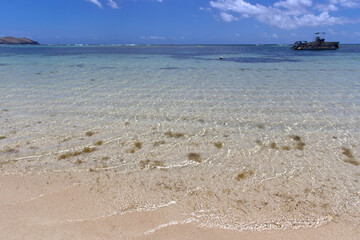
[139,160,150,169]
[187,153,202,163]
[213,142,223,149]
[1,147,19,154]
[255,140,266,147]
[282,145,291,150]
[341,147,359,166]
[126,149,136,154]
[289,135,301,141]
[154,140,165,147]
[165,131,184,138]
[75,159,84,165]
[82,147,97,153]
[236,170,254,181]
[85,131,95,137]
[58,147,97,160]
[294,141,305,150]
[134,141,142,149]
[289,135,305,150]
[269,142,278,149]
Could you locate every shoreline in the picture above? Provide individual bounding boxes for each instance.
[1,172,359,240]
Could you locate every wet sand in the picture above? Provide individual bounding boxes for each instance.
[1,172,359,240]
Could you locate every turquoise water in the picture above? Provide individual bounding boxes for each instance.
[1,45,360,231]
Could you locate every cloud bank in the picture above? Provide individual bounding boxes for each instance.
[210,0,360,29]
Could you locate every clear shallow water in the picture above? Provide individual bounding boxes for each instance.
[0,45,360,231]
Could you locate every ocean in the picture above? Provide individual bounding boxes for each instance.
[0,44,359,231]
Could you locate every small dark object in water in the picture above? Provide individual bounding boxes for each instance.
[219,56,223,60]
[291,32,339,50]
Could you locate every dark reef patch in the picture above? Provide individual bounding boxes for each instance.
[70,64,85,68]
[98,66,116,69]
[159,67,180,70]
[217,57,299,63]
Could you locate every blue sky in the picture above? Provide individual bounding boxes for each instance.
[1,0,360,44]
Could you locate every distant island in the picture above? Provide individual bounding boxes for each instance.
[0,36,39,45]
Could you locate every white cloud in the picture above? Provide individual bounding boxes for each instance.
[274,0,312,9]
[107,0,119,9]
[209,0,357,29]
[315,3,338,12]
[86,0,102,8]
[330,0,360,8]
[220,12,239,22]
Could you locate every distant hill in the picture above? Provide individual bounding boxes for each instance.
[0,36,39,45]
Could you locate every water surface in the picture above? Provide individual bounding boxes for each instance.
[1,45,359,231]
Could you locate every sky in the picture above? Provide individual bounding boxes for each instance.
[1,0,360,44]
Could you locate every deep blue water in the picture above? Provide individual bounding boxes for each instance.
[1,44,360,64]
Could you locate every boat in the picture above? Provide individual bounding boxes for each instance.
[291,32,339,50]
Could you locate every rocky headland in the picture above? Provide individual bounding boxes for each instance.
[0,36,39,45]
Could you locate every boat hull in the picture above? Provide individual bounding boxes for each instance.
[292,46,338,50]
[291,38,339,50]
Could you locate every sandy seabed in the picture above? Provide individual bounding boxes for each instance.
[1,172,359,240]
